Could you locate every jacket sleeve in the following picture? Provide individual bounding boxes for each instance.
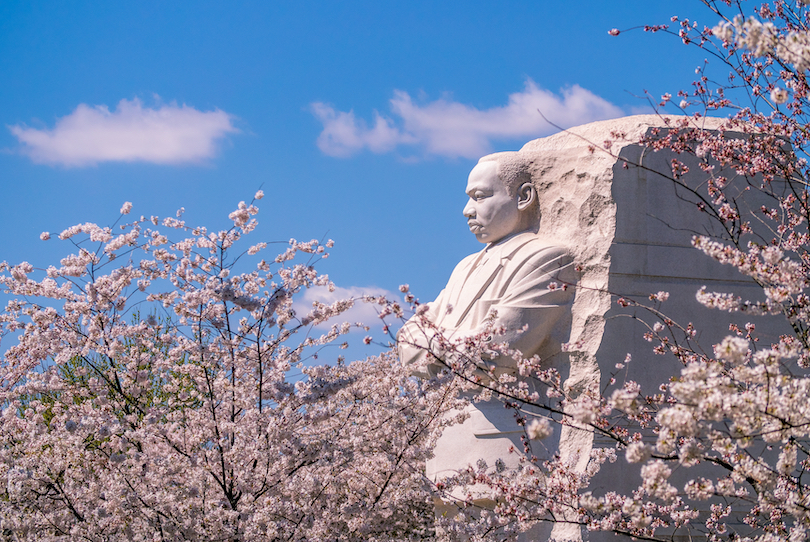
[471,245,575,372]
[396,253,478,377]
[396,293,444,378]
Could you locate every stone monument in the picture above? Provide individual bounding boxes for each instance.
[400,115,791,541]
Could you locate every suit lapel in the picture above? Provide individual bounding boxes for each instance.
[435,254,478,323]
[451,233,536,329]
[452,256,503,328]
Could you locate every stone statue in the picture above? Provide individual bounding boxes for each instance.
[397,150,576,532]
[397,115,799,541]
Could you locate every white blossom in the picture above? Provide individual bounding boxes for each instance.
[714,335,750,364]
[527,417,552,440]
[625,442,652,463]
[771,87,789,104]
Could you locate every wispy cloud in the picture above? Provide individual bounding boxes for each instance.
[293,285,401,330]
[9,98,238,167]
[311,80,624,159]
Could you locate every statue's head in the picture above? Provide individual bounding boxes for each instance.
[463,151,539,244]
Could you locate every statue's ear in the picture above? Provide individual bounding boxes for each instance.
[516,182,536,211]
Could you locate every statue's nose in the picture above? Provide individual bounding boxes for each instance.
[463,201,475,218]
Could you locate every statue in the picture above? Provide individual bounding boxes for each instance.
[397,150,576,538]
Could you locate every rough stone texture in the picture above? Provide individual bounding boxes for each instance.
[517,114,791,541]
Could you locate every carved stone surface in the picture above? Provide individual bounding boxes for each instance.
[401,115,790,541]
[519,114,790,541]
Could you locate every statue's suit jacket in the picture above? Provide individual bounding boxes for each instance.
[398,231,576,482]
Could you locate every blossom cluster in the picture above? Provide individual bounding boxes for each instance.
[0,200,455,541]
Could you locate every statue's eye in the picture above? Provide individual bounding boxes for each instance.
[474,191,488,200]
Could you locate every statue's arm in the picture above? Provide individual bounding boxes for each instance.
[397,293,446,378]
[479,247,576,370]
[397,252,478,377]
[396,247,575,376]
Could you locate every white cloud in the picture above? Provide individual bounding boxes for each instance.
[293,285,401,330]
[310,103,412,157]
[312,80,624,159]
[9,97,238,167]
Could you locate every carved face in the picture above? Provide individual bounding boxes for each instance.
[463,161,524,244]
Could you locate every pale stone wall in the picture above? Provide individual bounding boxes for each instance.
[515,115,790,540]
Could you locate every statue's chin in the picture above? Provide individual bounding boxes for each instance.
[473,230,510,244]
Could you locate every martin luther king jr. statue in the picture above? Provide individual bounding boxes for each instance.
[397,151,576,513]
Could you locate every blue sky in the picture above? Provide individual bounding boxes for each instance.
[0,1,718,357]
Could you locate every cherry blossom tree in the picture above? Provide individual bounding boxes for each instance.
[586,4,810,539]
[0,194,458,541]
